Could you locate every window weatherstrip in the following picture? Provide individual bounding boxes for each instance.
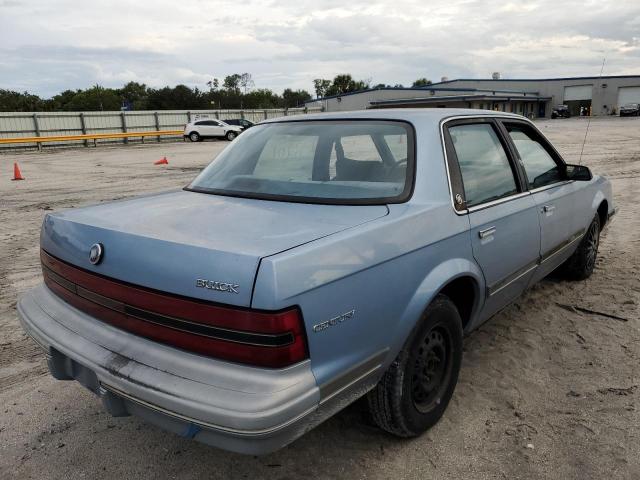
[467,191,531,213]
[529,180,574,194]
[440,114,533,216]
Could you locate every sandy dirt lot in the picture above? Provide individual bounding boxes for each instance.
[0,118,638,479]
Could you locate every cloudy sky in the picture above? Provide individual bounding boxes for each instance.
[1,0,639,97]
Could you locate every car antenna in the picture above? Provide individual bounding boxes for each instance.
[578,58,606,165]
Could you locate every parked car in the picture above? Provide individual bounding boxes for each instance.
[619,103,640,117]
[551,104,571,118]
[222,118,255,130]
[18,109,615,455]
[183,119,242,142]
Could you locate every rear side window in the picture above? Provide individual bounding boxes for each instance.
[506,125,564,189]
[448,123,518,207]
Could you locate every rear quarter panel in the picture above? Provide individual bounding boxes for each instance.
[252,203,483,389]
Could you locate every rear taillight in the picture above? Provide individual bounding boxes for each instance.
[41,250,308,368]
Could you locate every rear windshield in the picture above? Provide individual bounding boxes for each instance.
[187,120,414,204]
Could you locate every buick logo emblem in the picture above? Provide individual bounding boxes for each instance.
[89,243,104,265]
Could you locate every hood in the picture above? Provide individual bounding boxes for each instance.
[41,190,388,307]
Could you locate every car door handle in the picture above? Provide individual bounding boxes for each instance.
[542,205,555,213]
[478,226,496,238]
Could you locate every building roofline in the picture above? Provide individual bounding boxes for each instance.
[370,94,552,106]
[428,74,640,86]
[307,74,640,103]
[310,85,539,102]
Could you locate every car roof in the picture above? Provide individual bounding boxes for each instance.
[261,108,525,125]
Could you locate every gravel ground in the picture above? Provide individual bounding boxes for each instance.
[0,118,638,479]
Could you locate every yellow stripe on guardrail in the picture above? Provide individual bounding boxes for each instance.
[0,130,184,145]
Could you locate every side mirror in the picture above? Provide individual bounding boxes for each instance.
[565,164,592,181]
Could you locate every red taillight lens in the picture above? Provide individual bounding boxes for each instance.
[41,250,308,368]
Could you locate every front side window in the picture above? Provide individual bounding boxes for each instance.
[448,123,518,207]
[506,125,563,188]
[187,121,414,204]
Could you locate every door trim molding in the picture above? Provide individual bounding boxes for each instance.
[540,228,585,264]
[486,227,586,298]
[487,260,538,297]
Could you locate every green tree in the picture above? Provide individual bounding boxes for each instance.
[282,88,312,108]
[146,85,204,110]
[47,90,79,111]
[313,79,332,98]
[239,73,254,95]
[411,78,432,87]
[206,78,220,91]
[323,74,370,96]
[0,89,45,111]
[118,82,149,110]
[63,85,121,111]
[223,74,242,94]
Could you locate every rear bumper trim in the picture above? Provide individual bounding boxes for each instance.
[17,284,325,453]
[100,382,318,436]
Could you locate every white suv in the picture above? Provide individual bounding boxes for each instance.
[183,119,242,142]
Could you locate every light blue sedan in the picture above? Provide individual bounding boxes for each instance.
[18,109,615,454]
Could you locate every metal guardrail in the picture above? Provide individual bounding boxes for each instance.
[0,130,184,145]
[0,108,323,151]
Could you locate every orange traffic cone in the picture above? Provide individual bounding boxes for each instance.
[154,156,168,165]
[12,162,24,180]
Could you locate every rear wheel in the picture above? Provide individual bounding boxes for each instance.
[188,132,201,142]
[560,214,600,280]
[225,131,237,141]
[366,294,463,437]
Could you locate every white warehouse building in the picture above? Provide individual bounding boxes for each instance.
[306,75,640,118]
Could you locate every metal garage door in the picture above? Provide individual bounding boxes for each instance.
[564,85,593,101]
[617,86,640,106]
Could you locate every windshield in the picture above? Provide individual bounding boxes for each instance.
[187,120,414,204]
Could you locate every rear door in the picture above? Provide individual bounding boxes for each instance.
[198,120,225,137]
[444,118,541,322]
[500,120,580,281]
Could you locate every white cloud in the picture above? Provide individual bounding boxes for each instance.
[0,0,639,96]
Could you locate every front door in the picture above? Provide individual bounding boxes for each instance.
[446,120,541,322]
[500,121,579,281]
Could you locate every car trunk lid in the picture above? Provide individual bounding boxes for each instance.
[41,190,388,307]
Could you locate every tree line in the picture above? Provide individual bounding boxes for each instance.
[0,73,433,112]
[313,75,432,97]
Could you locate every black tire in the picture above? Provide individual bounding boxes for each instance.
[560,214,600,280]
[225,130,237,141]
[366,294,463,437]
[188,132,201,142]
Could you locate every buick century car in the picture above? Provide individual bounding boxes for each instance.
[18,109,615,454]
